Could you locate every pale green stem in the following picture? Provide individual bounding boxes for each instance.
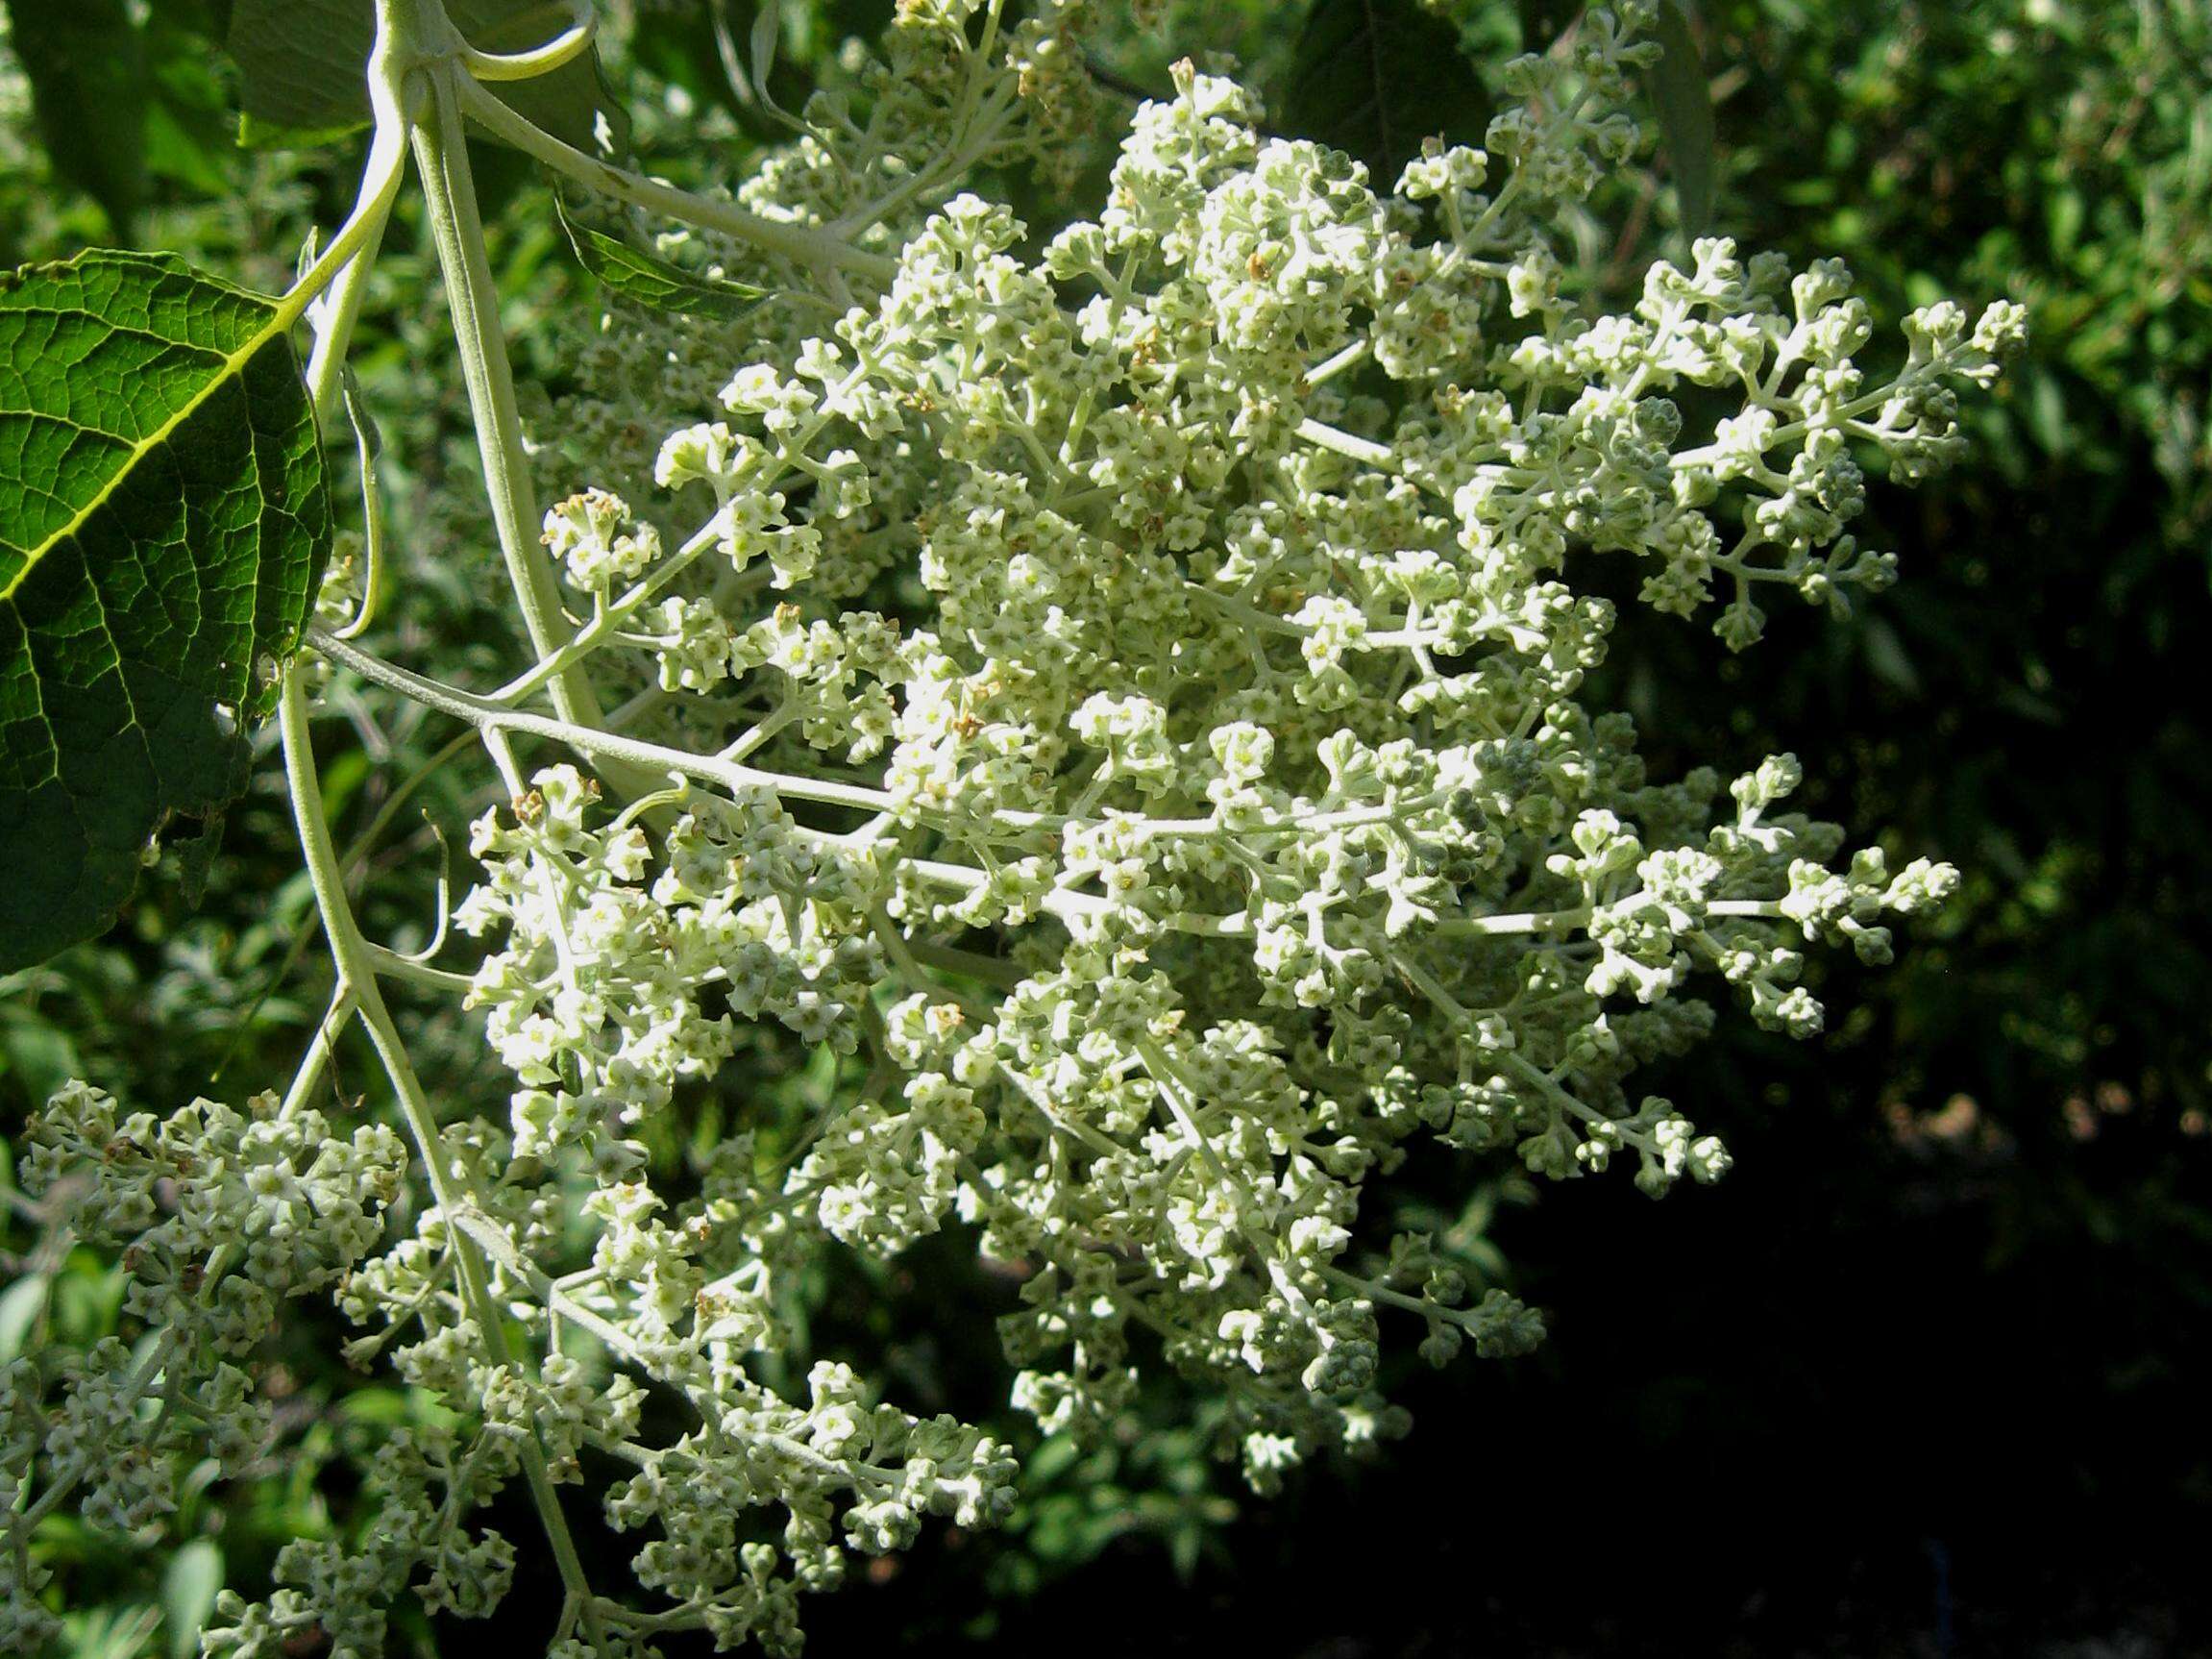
[1434,905,1591,937]
[1672,358,1964,470]
[901,856,1256,938]
[1389,949,1475,1024]
[455,10,594,79]
[278,64,410,336]
[303,118,407,418]
[280,981,359,1117]
[1710,899,1785,919]
[313,627,942,820]
[900,937,1025,990]
[363,943,475,993]
[1294,417,1396,468]
[410,60,604,731]
[331,370,393,639]
[279,667,604,1638]
[1503,1052,1652,1149]
[1320,1264,1512,1336]
[1302,338,1370,390]
[451,72,899,282]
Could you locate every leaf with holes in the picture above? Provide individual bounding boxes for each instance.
[1281,0,1491,189]
[0,250,332,971]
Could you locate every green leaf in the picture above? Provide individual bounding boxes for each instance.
[142,5,251,197]
[225,0,628,156]
[554,197,773,320]
[235,111,374,152]
[1,0,149,238]
[161,1540,225,1659]
[148,0,236,40]
[1645,0,1715,239]
[0,999,84,1104]
[1280,0,1492,189]
[220,0,375,143]
[0,250,332,973]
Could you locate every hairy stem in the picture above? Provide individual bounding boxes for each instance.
[301,18,414,415]
[452,72,899,283]
[411,61,604,731]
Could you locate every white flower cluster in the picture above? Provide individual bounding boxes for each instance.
[453,0,2013,1560]
[535,0,1101,507]
[9,4,2022,1651]
[1,1084,405,1650]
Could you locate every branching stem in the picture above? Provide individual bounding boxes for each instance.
[452,73,899,283]
[280,666,605,1642]
[411,61,606,732]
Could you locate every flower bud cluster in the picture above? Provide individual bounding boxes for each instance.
[1,1085,405,1648]
[450,3,2017,1553]
[534,0,1103,506]
[456,765,894,1165]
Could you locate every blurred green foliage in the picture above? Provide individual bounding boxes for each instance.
[1655,0,2211,1132]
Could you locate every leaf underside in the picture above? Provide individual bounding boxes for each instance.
[0,250,331,971]
[555,197,773,320]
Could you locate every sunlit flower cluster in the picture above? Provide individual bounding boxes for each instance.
[6,2,2019,1651]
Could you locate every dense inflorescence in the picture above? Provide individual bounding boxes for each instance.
[1,1086,406,1650]
[3,4,2021,1652]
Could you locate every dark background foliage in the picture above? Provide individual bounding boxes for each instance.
[1,1,2205,1653]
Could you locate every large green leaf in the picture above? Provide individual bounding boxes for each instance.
[1280,0,1491,190]
[226,0,627,155]
[0,250,332,972]
[142,1,250,200]
[1,0,149,238]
